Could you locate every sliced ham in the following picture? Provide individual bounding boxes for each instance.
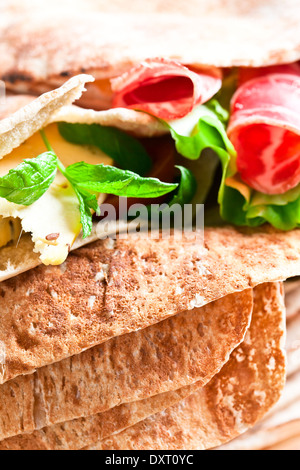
[228,72,300,195]
[238,62,300,85]
[111,58,221,120]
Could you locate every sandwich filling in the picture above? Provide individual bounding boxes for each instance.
[0,123,113,264]
[2,59,300,266]
[0,217,21,249]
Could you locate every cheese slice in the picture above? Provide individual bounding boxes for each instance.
[0,124,113,265]
[0,217,21,249]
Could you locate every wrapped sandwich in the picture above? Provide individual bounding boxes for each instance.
[0,0,299,451]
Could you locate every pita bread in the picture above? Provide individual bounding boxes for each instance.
[0,74,93,159]
[0,287,252,443]
[0,221,124,283]
[217,311,300,450]
[0,382,201,450]
[0,282,284,450]
[1,225,300,384]
[218,372,300,450]
[1,0,300,103]
[81,282,285,450]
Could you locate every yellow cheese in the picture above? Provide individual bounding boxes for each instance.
[0,123,113,175]
[0,217,22,248]
[0,124,113,265]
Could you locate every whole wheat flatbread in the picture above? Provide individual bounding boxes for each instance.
[0,288,252,441]
[0,282,284,450]
[0,74,93,159]
[1,225,300,385]
[82,282,285,450]
[217,312,300,450]
[218,372,300,450]
[1,0,300,101]
[0,226,300,385]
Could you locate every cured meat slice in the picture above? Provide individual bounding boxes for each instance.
[238,63,300,85]
[228,73,300,195]
[111,58,221,120]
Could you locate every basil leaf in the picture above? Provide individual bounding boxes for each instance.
[0,152,58,205]
[58,122,152,176]
[169,166,197,206]
[73,186,99,239]
[65,162,178,198]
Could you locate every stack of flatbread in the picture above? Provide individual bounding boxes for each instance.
[0,0,300,450]
[218,281,300,451]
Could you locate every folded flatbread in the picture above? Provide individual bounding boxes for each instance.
[1,0,300,109]
[0,286,253,441]
[84,282,285,450]
[218,312,300,450]
[1,226,300,385]
[0,282,286,450]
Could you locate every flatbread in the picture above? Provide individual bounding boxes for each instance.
[1,0,300,102]
[0,282,284,450]
[0,221,121,283]
[0,94,166,138]
[1,225,300,385]
[0,74,93,159]
[218,371,300,450]
[217,312,300,450]
[83,282,285,450]
[0,287,252,443]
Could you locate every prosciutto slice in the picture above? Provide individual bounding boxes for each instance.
[228,71,300,195]
[238,63,300,85]
[111,58,221,120]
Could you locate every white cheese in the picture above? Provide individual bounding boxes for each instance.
[0,124,113,265]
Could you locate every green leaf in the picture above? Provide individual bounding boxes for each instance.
[166,107,235,162]
[205,98,229,126]
[58,122,152,176]
[214,120,300,231]
[220,183,300,231]
[65,162,178,198]
[0,152,58,205]
[169,166,197,206]
[73,186,99,239]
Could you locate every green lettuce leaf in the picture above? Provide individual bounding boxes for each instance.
[221,180,300,231]
[163,105,236,221]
